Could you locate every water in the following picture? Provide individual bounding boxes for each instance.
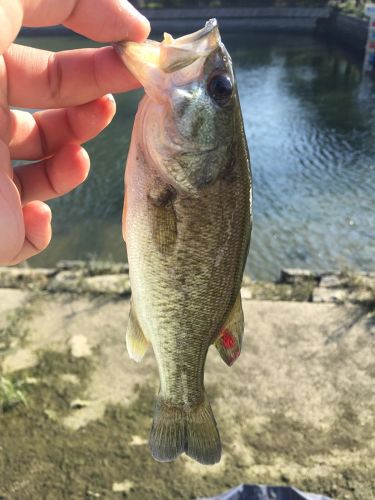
[17,33,375,280]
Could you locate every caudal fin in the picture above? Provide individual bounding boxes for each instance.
[149,394,221,465]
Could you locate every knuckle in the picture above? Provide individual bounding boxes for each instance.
[47,52,64,105]
[0,102,11,141]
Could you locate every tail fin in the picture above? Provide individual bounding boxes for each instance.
[149,394,221,465]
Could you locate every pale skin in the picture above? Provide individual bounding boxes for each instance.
[0,0,150,265]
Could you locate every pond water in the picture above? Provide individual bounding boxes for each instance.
[17,32,375,280]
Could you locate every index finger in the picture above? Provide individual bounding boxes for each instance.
[0,0,150,53]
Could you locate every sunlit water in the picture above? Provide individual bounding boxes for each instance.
[17,33,375,280]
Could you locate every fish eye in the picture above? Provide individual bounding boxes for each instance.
[207,73,233,106]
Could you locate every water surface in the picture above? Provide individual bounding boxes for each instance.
[17,33,375,280]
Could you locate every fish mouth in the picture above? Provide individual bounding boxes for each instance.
[115,19,221,88]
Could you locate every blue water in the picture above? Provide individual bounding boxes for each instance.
[17,33,375,280]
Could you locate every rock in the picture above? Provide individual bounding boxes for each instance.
[241,287,253,300]
[319,274,347,288]
[130,435,148,446]
[112,480,134,493]
[48,271,85,293]
[2,348,38,374]
[44,409,58,422]
[86,261,129,276]
[0,267,56,289]
[349,288,375,304]
[83,275,131,295]
[24,377,39,385]
[280,268,317,285]
[57,260,129,276]
[242,275,252,287]
[312,287,348,303]
[56,260,87,271]
[86,491,101,498]
[60,374,80,385]
[68,335,92,358]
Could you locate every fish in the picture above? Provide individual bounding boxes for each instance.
[116,18,252,465]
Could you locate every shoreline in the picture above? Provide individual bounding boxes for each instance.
[0,260,374,307]
[18,8,370,57]
[0,260,374,498]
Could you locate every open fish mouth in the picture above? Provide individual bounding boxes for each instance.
[115,19,221,86]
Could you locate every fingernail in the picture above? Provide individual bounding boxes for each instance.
[104,93,116,104]
[120,0,151,40]
[44,203,52,223]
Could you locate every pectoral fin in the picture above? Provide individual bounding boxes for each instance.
[126,305,149,362]
[214,293,244,366]
[148,181,177,255]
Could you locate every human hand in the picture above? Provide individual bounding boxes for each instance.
[0,0,150,265]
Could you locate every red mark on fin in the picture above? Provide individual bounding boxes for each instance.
[228,350,241,366]
[221,329,235,349]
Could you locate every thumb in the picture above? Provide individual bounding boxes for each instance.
[0,170,25,265]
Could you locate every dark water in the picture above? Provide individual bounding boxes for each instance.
[17,33,375,280]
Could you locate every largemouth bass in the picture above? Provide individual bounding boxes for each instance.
[117,19,252,465]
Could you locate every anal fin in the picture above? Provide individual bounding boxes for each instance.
[126,305,149,362]
[214,293,244,366]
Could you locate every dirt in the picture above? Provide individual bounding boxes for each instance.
[0,290,374,500]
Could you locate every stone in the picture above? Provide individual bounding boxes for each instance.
[86,491,101,498]
[68,335,92,358]
[130,435,148,446]
[60,374,80,385]
[241,287,253,300]
[83,275,131,295]
[57,260,129,276]
[0,267,56,289]
[2,348,38,374]
[24,377,39,385]
[112,480,134,493]
[86,261,129,276]
[319,274,346,288]
[48,271,84,293]
[349,288,375,304]
[242,275,252,287]
[44,409,58,422]
[56,260,87,271]
[280,268,317,285]
[312,287,348,303]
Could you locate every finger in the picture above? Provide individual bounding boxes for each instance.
[0,169,24,264]
[5,44,140,108]
[8,201,52,266]
[0,0,23,53]
[0,0,149,54]
[14,144,90,205]
[9,94,116,160]
[22,0,150,43]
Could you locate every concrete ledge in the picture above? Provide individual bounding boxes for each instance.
[0,262,373,309]
[139,7,332,19]
[326,12,369,52]
[19,7,332,36]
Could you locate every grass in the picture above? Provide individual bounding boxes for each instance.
[344,271,375,312]
[0,376,27,412]
[332,0,368,17]
[0,292,41,353]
